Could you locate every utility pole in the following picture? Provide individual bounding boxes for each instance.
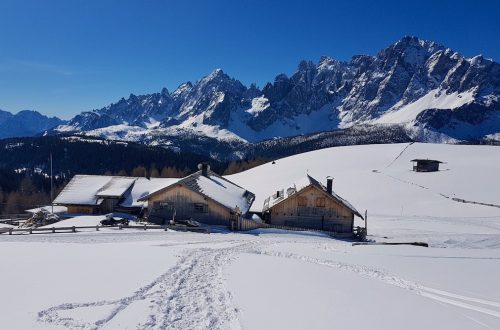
[50,152,54,214]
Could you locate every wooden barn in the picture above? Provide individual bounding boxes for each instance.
[138,164,255,226]
[411,159,443,172]
[53,175,179,214]
[262,175,363,233]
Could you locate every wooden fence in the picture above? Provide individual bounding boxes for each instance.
[0,214,30,225]
[237,218,359,239]
[0,224,209,235]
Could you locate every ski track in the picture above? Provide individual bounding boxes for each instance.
[250,248,500,320]
[38,238,500,329]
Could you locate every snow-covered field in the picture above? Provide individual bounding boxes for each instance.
[1,143,499,329]
[229,142,500,248]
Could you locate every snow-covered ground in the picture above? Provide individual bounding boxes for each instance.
[228,142,500,248]
[1,143,499,329]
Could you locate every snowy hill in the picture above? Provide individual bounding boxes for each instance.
[55,36,500,147]
[1,144,500,329]
[0,109,65,139]
[227,143,500,247]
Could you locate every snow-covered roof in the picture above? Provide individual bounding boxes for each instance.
[410,159,444,163]
[120,177,180,208]
[138,170,255,214]
[54,175,180,208]
[262,174,363,218]
[96,177,136,197]
[193,174,254,213]
[26,205,68,214]
[54,175,112,206]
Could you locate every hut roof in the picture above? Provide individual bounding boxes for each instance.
[54,175,180,208]
[96,177,136,198]
[410,159,444,163]
[53,175,110,206]
[120,177,180,208]
[138,170,255,214]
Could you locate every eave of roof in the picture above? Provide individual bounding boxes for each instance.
[410,159,444,163]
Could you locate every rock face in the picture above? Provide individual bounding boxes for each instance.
[0,110,64,139]
[56,36,500,144]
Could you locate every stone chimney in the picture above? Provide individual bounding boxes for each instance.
[326,176,333,194]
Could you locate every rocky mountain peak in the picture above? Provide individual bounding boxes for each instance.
[50,36,499,145]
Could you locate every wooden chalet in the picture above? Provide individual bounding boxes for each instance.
[138,164,255,226]
[262,175,363,233]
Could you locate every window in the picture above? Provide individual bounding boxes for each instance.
[154,201,173,210]
[193,203,208,213]
[315,197,326,207]
[297,196,307,207]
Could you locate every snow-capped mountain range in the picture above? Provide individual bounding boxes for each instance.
[54,36,499,145]
[0,109,65,139]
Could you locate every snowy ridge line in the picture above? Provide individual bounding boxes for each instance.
[251,249,500,318]
[38,241,256,330]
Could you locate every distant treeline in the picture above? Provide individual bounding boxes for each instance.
[0,136,271,214]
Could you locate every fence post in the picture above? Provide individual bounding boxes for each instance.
[52,227,55,233]
[118,224,123,230]
[72,226,76,233]
[365,210,368,235]
[96,225,99,231]
[144,224,147,231]
[29,228,32,234]
[9,228,12,235]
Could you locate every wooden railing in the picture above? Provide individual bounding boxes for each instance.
[0,224,210,235]
[0,214,30,225]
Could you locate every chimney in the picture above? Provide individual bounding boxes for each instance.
[198,163,210,177]
[276,190,280,198]
[326,176,333,194]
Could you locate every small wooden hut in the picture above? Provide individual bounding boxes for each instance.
[411,159,443,172]
[262,175,363,233]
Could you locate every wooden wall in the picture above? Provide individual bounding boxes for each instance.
[267,186,354,233]
[146,185,233,226]
[66,205,98,214]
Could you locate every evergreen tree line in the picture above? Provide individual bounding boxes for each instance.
[0,169,65,215]
[0,136,276,215]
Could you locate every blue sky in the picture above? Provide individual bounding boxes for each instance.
[0,0,499,119]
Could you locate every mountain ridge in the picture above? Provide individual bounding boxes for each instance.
[2,36,498,152]
[0,109,65,139]
[53,36,499,146]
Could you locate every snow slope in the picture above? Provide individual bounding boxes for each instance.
[227,143,500,246]
[375,88,476,124]
[1,143,499,329]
